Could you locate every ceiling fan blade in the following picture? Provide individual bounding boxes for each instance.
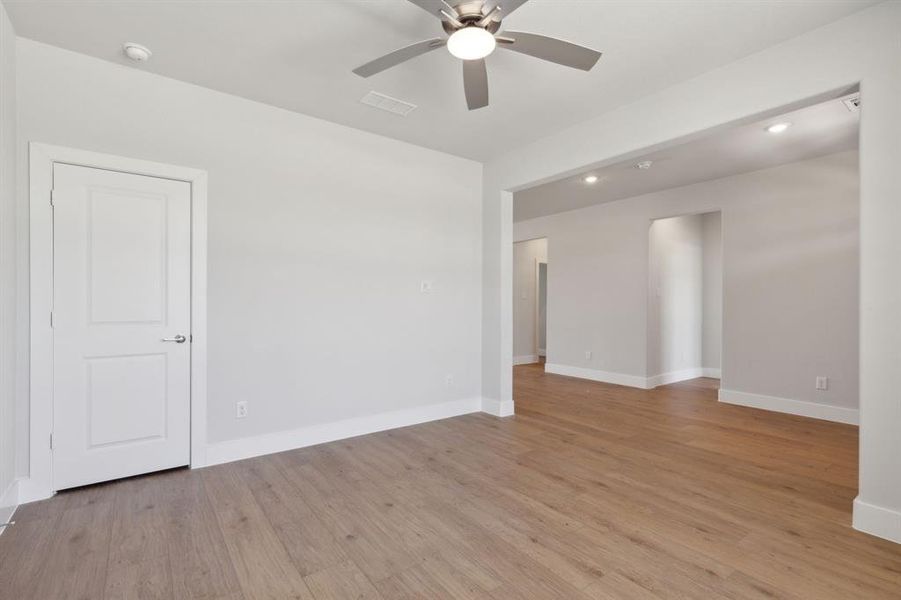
[353,39,446,78]
[498,0,530,18]
[499,31,601,71]
[406,0,453,19]
[462,59,489,110]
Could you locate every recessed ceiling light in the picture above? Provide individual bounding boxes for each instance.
[766,122,792,134]
[123,42,152,63]
[447,27,497,60]
[636,160,653,170]
[583,175,599,184]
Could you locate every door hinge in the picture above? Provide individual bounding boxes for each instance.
[50,433,53,450]
[49,312,53,328]
[50,189,55,207]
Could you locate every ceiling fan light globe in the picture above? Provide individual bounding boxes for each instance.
[447,27,497,60]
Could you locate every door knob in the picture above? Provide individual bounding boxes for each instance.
[162,334,187,343]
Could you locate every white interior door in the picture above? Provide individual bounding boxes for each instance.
[52,163,192,490]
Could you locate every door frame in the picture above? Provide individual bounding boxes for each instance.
[22,142,208,503]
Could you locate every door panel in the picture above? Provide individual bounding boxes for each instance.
[52,163,191,490]
[88,190,167,324]
[86,353,168,448]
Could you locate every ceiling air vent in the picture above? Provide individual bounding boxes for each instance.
[842,94,861,113]
[361,91,417,117]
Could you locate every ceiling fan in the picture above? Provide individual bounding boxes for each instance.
[352,0,602,110]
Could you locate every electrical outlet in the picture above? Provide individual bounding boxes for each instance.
[446,375,454,387]
[585,351,592,360]
[420,280,433,294]
[815,376,829,391]
[236,400,248,419]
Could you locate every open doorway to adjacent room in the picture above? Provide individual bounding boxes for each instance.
[537,261,548,362]
[512,237,547,366]
[511,89,860,427]
[647,211,722,389]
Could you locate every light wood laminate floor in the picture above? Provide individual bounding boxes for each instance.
[2,363,900,599]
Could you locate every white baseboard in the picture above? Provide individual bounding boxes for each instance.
[544,363,650,389]
[17,476,52,505]
[718,389,858,425]
[646,368,705,388]
[513,354,539,366]
[853,497,901,544]
[702,368,721,379]
[545,363,717,390]
[482,398,515,417]
[0,479,19,537]
[204,397,482,467]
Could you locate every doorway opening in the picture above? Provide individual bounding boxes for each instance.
[512,237,547,366]
[537,261,548,362]
[503,86,865,537]
[509,88,859,422]
[647,211,722,388]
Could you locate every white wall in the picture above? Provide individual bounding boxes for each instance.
[0,1,16,514]
[488,1,901,542]
[15,40,483,471]
[515,151,858,408]
[702,212,722,373]
[647,215,704,380]
[512,237,546,364]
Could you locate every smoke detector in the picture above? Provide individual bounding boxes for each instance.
[123,43,152,63]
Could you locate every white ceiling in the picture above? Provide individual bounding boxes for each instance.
[3,0,877,161]
[513,94,860,221]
